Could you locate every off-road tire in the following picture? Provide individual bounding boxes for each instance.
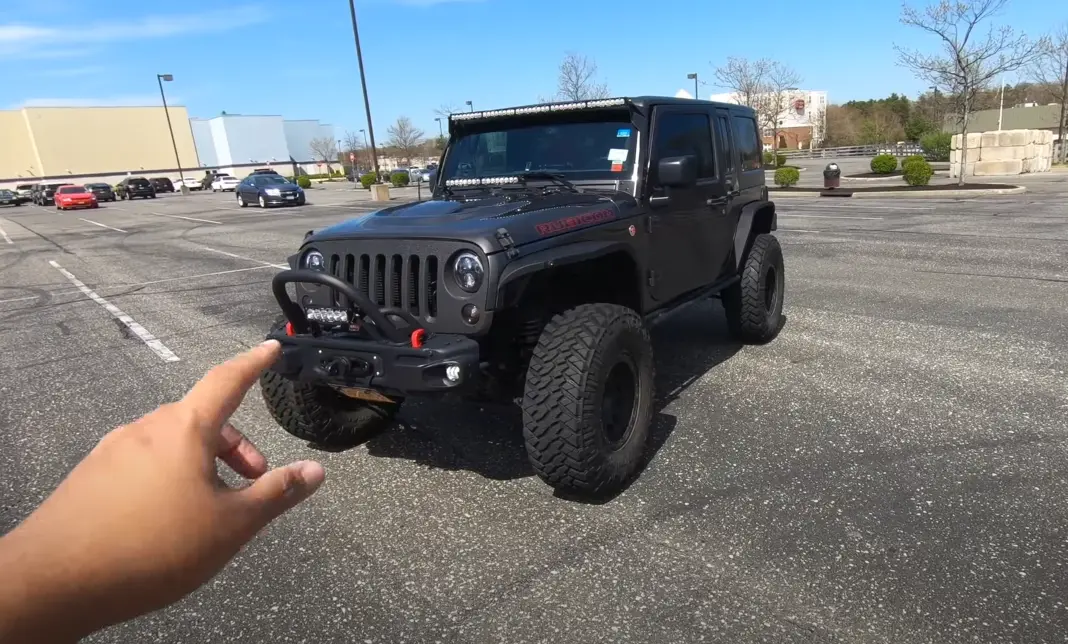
[522,303,655,495]
[259,320,401,446]
[724,233,784,343]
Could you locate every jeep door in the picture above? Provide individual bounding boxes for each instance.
[646,106,731,302]
[727,110,766,209]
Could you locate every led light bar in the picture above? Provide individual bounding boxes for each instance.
[449,98,628,122]
[444,176,521,187]
[305,308,350,324]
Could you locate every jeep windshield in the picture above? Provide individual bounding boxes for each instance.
[441,116,637,187]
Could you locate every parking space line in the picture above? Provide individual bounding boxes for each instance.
[774,203,934,211]
[48,260,180,363]
[0,223,11,244]
[780,228,822,233]
[150,211,222,225]
[79,218,128,233]
[780,214,884,220]
[116,265,277,288]
[199,246,288,269]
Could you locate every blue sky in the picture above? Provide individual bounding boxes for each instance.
[0,0,1054,143]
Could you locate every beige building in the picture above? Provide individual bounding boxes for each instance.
[0,105,199,180]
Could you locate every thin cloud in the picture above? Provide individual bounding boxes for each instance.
[389,0,486,5]
[0,6,268,57]
[40,65,106,77]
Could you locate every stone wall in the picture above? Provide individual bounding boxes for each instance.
[950,129,1053,178]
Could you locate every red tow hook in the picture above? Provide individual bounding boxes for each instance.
[410,328,426,348]
[285,321,295,336]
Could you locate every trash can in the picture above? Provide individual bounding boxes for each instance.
[823,163,841,189]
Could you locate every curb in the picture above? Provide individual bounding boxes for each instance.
[770,185,1026,199]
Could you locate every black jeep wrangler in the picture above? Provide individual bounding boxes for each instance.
[261,96,783,495]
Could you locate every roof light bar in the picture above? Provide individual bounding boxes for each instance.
[445,176,521,187]
[449,98,628,122]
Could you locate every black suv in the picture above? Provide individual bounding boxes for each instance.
[115,177,156,200]
[261,96,783,495]
[32,182,66,206]
[150,177,174,193]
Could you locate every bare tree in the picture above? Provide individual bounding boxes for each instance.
[433,102,463,118]
[308,136,337,174]
[386,116,425,165]
[750,62,802,153]
[896,0,1045,184]
[1031,23,1068,163]
[713,57,771,107]
[553,52,610,101]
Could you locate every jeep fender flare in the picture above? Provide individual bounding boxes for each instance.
[494,240,638,309]
[733,201,777,271]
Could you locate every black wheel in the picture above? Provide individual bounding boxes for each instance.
[259,322,401,446]
[522,303,655,495]
[723,233,785,343]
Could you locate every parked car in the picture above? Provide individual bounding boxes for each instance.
[0,189,21,207]
[14,184,35,203]
[211,175,241,192]
[85,183,117,202]
[172,177,201,191]
[249,168,281,176]
[236,173,306,208]
[54,185,98,210]
[150,177,175,193]
[115,177,156,200]
[33,182,66,206]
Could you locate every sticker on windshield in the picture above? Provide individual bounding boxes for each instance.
[607,148,629,162]
[616,128,632,138]
[611,163,624,172]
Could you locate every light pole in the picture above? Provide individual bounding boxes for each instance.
[998,79,1007,130]
[465,100,473,112]
[435,117,443,137]
[687,73,698,100]
[156,74,186,194]
[347,0,380,179]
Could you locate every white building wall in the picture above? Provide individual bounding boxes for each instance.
[219,115,289,165]
[282,120,321,162]
[208,118,232,166]
[189,119,217,167]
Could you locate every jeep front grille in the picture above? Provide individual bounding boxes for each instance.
[329,252,440,321]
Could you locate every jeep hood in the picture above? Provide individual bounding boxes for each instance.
[306,191,632,254]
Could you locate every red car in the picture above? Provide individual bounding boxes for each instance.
[55,185,98,210]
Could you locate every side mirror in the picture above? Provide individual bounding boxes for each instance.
[657,155,698,187]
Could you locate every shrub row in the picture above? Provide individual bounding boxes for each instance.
[763,151,787,167]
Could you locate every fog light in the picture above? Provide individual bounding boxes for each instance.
[445,364,462,383]
[462,303,480,324]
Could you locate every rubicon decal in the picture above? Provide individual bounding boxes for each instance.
[535,209,616,235]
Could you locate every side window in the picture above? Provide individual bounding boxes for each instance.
[714,115,734,175]
[652,112,716,181]
[731,115,762,171]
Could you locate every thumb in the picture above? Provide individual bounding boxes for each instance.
[232,460,326,534]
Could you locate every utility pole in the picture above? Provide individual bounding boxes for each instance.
[1059,51,1068,164]
[687,73,698,100]
[998,79,1006,130]
[348,0,379,178]
[156,74,187,194]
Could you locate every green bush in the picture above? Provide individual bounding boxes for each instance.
[920,131,952,162]
[296,176,312,189]
[870,154,898,174]
[359,172,376,189]
[763,151,787,167]
[773,166,801,187]
[902,158,933,186]
[390,171,410,187]
[902,155,926,172]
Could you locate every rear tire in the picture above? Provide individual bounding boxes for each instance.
[522,303,655,495]
[723,233,785,343]
[259,321,401,446]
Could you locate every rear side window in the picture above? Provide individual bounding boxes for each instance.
[731,115,762,171]
[653,112,716,181]
[713,115,734,175]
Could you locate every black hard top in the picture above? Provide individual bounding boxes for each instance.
[626,95,747,110]
[449,96,756,122]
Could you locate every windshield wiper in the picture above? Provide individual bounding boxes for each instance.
[515,172,581,193]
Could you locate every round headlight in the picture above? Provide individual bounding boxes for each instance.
[302,249,325,271]
[453,251,484,293]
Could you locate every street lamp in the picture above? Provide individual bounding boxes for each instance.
[465,100,473,112]
[435,117,443,137]
[156,74,186,194]
[686,73,698,100]
[347,0,380,179]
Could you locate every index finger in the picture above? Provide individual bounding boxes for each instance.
[181,340,282,436]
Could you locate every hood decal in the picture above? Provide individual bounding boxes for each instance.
[535,209,616,236]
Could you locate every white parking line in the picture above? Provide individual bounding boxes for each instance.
[780,214,884,220]
[150,211,222,225]
[118,265,277,287]
[780,228,822,233]
[49,260,179,363]
[0,223,11,244]
[199,246,288,269]
[79,218,128,233]
[775,203,935,211]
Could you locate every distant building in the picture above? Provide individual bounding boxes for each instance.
[706,89,828,150]
[190,114,334,173]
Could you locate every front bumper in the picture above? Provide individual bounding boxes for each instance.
[267,269,480,396]
[263,193,305,205]
[59,201,96,208]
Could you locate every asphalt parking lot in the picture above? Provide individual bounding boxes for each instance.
[1,178,1067,643]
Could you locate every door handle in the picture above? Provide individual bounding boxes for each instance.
[724,178,741,197]
[707,197,727,207]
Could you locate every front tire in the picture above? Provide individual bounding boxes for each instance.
[522,303,655,495]
[237,193,247,207]
[259,195,267,208]
[723,233,785,343]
